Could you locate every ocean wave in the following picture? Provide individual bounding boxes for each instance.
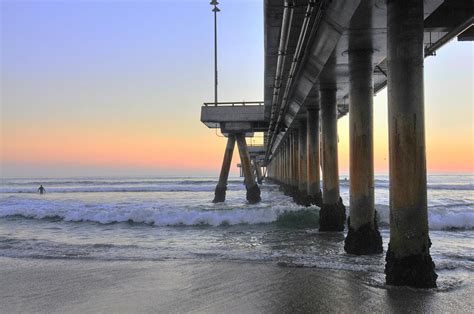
[374,204,474,230]
[1,204,473,230]
[1,179,243,187]
[321,179,473,191]
[429,211,474,230]
[0,184,245,194]
[0,205,303,227]
[427,183,474,191]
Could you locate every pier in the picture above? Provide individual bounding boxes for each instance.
[201,0,473,288]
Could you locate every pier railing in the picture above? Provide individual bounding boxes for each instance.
[203,101,264,107]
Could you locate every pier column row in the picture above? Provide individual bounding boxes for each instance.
[320,89,346,231]
[344,48,383,255]
[307,105,322,207]
[385,0,437,288]
[236,134,261,204]
[213,135,236,203]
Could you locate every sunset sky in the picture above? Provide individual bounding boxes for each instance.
[1,0,473,178]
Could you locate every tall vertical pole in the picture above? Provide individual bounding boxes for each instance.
[214,10,217,104]
[293,129,299,192]
[211,1,220,105]
[298,120,308,198]
[320,88,346,231]
[344,48,382,254]
[385,0,436,288]
[307,106,322,207]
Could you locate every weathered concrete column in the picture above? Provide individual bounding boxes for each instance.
[344,49,383,255]
[284,140,288,185]
[255,160,263,184]
[213,135,236,203]
[292,129,300,192]
[277,150,281,182]
[320,88,346,231]
[289,132,295,188]
[297,120,311,206]
[283,141,288,185]
[385,0,437,288]
[307,106,322,207]
[236,133,261,204]
[286,139,289,184]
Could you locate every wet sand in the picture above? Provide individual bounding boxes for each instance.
[1,257,472,313]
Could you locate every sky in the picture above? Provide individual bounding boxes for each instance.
[1,0,473,178]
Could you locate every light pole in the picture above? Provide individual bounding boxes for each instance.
[210,0,220,105]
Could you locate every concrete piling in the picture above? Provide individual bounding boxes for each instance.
[236,133,261,204]
[292,129,300,192]
[344,48,383,255]
[255,160,263,184]
[288,131,294,187]
[307,106,322,207]
[213,135,236,203]
[384,0,437,288]
[320,88,346,231]
[297,119,311,206]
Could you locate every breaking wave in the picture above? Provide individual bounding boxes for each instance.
[1,175,472,230]
[1,202,473,230]
[0,206,302,227]
[375,203,474,230]
[0,185,234,194]
[0,179,245,194]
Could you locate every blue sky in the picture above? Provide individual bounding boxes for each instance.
[1,0,472,177]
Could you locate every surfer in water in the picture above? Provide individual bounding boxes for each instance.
[38,185,46,194]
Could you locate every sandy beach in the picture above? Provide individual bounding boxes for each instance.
[1,257,472,313]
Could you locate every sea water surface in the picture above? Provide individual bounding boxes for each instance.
[0,174,472,290]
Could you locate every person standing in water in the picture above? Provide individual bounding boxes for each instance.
[38,185,46,194]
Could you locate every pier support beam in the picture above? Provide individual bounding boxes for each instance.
[288,132,294,188]
[298,120,310,206]
[292,129,300,191]
[236,134,261,204]
[213,135,236,203]
[344,49,383,255]
[307,106,322,207]
[255,160,263,185]
[385,0,437,288]
[320,89,346,231]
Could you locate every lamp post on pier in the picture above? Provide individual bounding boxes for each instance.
[210,0,220,105]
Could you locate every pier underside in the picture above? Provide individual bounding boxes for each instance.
[202,0,473,288]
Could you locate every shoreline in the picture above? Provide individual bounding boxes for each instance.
[1,257,472,313]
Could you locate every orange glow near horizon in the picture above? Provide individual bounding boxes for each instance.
[2,112,473,176]
[1,122,231,174]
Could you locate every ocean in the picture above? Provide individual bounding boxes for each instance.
[0,174,472,293]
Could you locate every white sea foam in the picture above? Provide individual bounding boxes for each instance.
[0,204,301,226]
[429,210,474,230]
[375,203,474,230]
[1,175,472,229]
[0,184,242,194]
[1,199,472,229]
